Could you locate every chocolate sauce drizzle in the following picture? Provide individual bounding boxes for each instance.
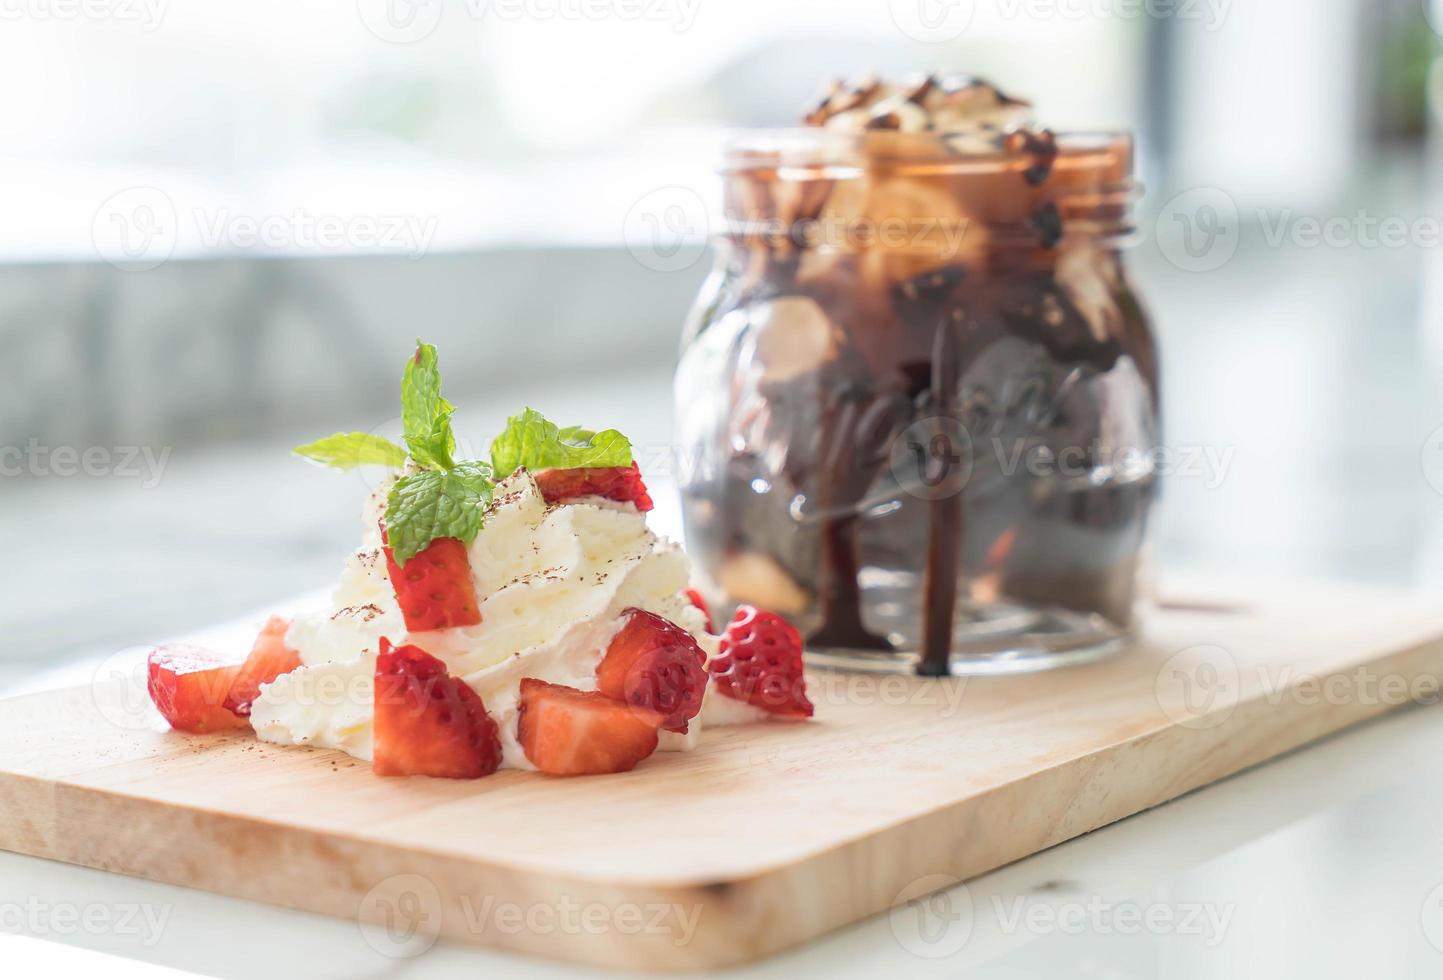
[918,318,964,676]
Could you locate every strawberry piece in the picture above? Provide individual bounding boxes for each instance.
[596,609,707,733]
[373,638,501,779]
[382,533,483,632]
[223,616,303,717]
[684,589,714,633]
[147,646,250,734]
[533,462,654,512]
[517,678,664,776]
[710,605,814,718]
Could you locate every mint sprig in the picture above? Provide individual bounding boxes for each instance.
[490,407,632,477]
[294,340,495,567]
[382,341,493,565]
[294,347,640,569]
[401,341,457,471]
[384,461,494,566]
[294,432,408,470]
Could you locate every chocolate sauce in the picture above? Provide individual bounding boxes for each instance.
[918,317,964,676]
[1006,128,1059,186]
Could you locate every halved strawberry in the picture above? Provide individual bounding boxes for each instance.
[223,616,303,718]
[710,605,814,718]
[373,638,501,779]
[147,646,250,734]
[382,533,483,632]
[516,678,664,776]
[596,609,707,733]
[533,462,654,512]
[684,589,714,633]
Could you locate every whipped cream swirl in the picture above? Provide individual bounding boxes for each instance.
[251,469,723,770]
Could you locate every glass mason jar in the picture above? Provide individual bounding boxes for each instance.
[676,128,1158,675]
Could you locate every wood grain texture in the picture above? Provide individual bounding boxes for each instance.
[2,579,1442,970]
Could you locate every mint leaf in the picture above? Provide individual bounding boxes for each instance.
[401,340,456,471]
[489,408,632,477]
[293,432,408,470]
[384,461,494,566]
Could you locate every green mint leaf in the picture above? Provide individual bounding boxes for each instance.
[384,461,494,566]
[294,432,409,470]
[401,340,456,471]
[489,407,632,477]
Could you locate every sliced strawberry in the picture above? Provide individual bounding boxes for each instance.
[147,646,250,734]
[382,533,483,632]
[710,605,814,718]
[373,638,501,779]
[595,609,707,733]
[223,616,303,718]
[684,589,714,633]
[516,678,664,776]
[533,462,654,512]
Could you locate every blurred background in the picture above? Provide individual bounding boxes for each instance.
[3,0,1442,683]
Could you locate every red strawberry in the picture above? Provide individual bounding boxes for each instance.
[147,646,250,734]
[533,462,654,511]
[517,678,664,776]
[596,609,707,733]
[684,589,714,633]
[223,616,303,717]
[373,638,501,779]
[710,605,813,718]
[382,533,483,632]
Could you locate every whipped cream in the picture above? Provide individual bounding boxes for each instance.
[252,469,727,771]
[251,654,376,760]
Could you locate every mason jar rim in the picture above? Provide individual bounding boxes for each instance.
[717,128,1139,249]
[719,127,1133,170]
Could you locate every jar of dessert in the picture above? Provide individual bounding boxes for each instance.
[675,74,1159,676]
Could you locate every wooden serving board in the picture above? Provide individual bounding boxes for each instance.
[2,578,1442,971]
